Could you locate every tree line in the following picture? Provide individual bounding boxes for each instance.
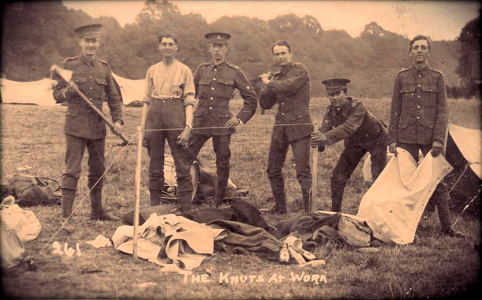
[1,0,479,99]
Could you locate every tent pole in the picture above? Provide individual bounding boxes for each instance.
[311,121,319,212]
[133,103,149,260]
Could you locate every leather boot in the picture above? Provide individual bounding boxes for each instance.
[177,191,192,212]
[302,189,311,212]
[331,185,344,213]
[150,189,162,206]
[268,177,287,214]
[62,189,76,218]
[90,189,119,221]
[214,168,229,207]
[436,193,465,238]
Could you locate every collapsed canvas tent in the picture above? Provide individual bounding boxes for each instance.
[363,123,481,213]
[0,78,58,106]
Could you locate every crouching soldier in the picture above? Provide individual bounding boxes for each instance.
[53,24,123,222]
[311,78,388,212]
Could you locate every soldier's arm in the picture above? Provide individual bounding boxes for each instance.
[259,82,277,110]
[324,102,365,145]
[52,62,71,103]
[320,109,334,133]
[388,74,403,144]
[265,64,308,94]
[433,73,448,144]
[234,68,258,124]
[106,68,123,124]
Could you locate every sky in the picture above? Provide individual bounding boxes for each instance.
[63,0,480,41]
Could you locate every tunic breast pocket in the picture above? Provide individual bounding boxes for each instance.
[216,78,235,98]
[400,85,416,107]
[198,78,212,98]
[95,78,107,100]
[421,85,438,106]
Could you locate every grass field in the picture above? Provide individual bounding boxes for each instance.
[1,97,480,299]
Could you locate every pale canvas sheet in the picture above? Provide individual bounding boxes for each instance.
[448,124,482,179]
[1,78,58,106]
[357,148,453,245]
[112,73,145,105]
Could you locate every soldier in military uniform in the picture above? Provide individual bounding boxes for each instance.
[188,32,257,207]
[388,35,464,237]
[143,32,196,211]
[53,24,123,221]
[259,40,314,214]
[311,78,388,213]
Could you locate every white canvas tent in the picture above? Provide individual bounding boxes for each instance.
[0,78,58,106]
[1,74,145,107]
[112,73,145,106]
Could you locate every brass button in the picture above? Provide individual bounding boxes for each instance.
[209,107,212,110]
[416,116,420,119]
[211,87,214,90]
[210,97,214,100]
[213,78,217,81]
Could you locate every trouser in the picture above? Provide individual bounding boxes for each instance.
[397,143,453,229]
[331,144,387,212]
[61,134,106,217]
[145,100,193,208]
[188,134,231,205]
[267,134,312,210]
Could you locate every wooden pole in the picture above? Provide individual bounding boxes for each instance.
[133,103,149,260]
[311,121,319,212]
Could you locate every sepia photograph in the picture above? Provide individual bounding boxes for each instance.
[1,0,481,298]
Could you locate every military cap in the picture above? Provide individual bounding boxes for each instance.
[205,32,231,45]
[74,24,103,38]
[322,78,351,94]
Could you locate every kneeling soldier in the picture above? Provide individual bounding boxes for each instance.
[311,78,388,212]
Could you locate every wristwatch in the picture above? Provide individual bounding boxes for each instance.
[185,124,192,129]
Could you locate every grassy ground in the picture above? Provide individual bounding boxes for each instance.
[1,97,480,299]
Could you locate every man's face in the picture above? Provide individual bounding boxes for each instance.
[209,43,228,63]
[272,45,292,67]
[328,90,347,108]
[410,39,430,64]
[79,37,100,57]
[159,37,178,58]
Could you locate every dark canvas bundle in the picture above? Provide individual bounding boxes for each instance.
[7,173,61,206]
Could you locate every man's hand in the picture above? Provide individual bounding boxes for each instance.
[311,132,327,148]
[63,85,77,98]
[259,72,272,85]
[431,140,443,157]
[177,127,191,147]
[225,116,241,128]
[112,121,123,135]
[389,142,398,156]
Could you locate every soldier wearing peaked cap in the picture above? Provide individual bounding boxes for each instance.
[259,40,314,214]
[388,35,464,238]
[188,32,257,207]
[311,78,389,213]
[53,23,123,222]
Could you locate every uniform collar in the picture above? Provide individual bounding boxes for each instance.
[410,64,431,76]
[79,53,97,67]
[212,61,227,71]
[280,62,294,75]
[331,97,353,117]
